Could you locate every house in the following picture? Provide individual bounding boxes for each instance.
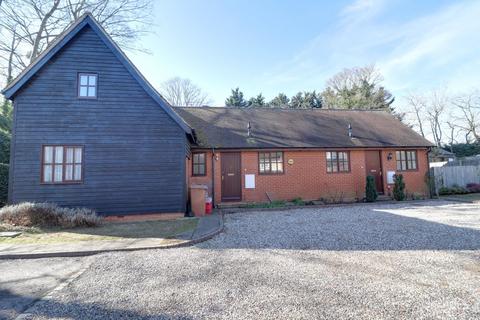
[177,107,432,204]
[1,14,433,215]
[429,147,455,165]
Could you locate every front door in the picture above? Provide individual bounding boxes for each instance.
[365,151,384,193]
[221,152,241,201]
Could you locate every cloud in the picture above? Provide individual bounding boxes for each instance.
[263,0,480,101]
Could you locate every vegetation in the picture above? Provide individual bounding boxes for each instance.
[0,202,100,228]
[445,143,480,158]
[0,164,8,206]
[393,174,406,201]
[365,175,377,202]
[0,218,198,245]
[321,65,394,110]
[439,185,470,195]
[291,197,305,206]
[244,200,286,208]
[160,77,211,107]
[466,183,480,193]
[248,93,266,107]
[225,88,249,108]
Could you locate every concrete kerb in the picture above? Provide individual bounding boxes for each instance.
[0,214,224,260]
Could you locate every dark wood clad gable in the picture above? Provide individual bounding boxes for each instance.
[10,25,187,215]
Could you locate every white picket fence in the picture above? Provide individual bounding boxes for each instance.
[431,165,480,192]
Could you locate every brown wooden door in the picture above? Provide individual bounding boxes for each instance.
[365,151,384,193]
[221,152,241,201]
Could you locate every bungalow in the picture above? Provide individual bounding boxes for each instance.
[1,14,432,215]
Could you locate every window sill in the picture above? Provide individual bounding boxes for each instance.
[40,181,83,185]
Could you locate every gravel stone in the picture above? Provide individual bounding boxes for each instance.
[22,201,480,319]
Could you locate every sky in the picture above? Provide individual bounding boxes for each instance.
[128,0,480,108]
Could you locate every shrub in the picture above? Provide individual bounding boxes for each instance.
[439,185,469,195]
[291,197,305,206]
[0,202,100,228]
[0,164,8,206]
[365,175,377,202]
[393,174,406,201]
[466,183,480,193]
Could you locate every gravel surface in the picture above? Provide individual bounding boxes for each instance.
[0,256,91,319]
[19,201,480,319]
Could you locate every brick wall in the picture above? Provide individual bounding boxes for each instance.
[187,148,429,205]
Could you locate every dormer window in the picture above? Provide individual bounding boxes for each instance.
[78,73,97,98]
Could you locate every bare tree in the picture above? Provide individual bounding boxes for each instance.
[0,0,153,84]
[452,91,480,142]
[160,77,211,107]
[405,93,427,138]
[426,91,448,147]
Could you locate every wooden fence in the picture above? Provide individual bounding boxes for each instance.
[431,165,480,193]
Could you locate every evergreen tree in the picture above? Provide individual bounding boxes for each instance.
[289,91,322,109]
[225,88,248,108]
[0,99,13,133]
[365,175,377,202]
[393,174,406,201]
[248,93,266,107]
[321,65,395,111]
[268,93,290,108]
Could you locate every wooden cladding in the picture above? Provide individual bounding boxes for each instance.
[78,73,97,98]
[41,145,83,184]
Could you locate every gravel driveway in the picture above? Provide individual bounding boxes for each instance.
[17,201,480,319]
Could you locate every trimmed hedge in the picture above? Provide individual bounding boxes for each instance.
[393,174,406,201]
[365,175,377,202]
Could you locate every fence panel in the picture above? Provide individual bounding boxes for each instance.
[432,165,480,193]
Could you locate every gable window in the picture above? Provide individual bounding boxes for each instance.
[42,145,83,183]
[192,153,206,176]
[259,151,284,174]
[326,151,350,173]
[396,150,417,171]
[78,73,97,98]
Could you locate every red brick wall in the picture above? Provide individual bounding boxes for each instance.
[381,149,429,197]
[187,148,429,205]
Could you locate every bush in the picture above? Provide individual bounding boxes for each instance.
[466,183,480,193]
[393,174,406,201]
[0,202,101,228]
[0,164,8,206]
[291,197,305,205]
[365,175,377,202]
[438,185,469,195]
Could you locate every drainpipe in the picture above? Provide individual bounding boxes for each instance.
[426,146,434,198]
[211,147,215,207]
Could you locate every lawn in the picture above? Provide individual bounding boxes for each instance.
[440,193,480,202]
[0,218,198,245]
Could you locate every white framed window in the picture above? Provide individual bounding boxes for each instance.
[78,73,97,98]
[42,145,83,184]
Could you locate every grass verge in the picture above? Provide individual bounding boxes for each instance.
[440,193,480,203]
[0,218,198,245]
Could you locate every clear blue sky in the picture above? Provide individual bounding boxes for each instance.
[129,0,480,106]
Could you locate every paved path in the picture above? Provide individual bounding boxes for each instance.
[0,257,92,319]
[11,201,480,320]
[0,214,222,259]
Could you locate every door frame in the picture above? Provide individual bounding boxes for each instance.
[221,152,242,202]
[365,150,384,194]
